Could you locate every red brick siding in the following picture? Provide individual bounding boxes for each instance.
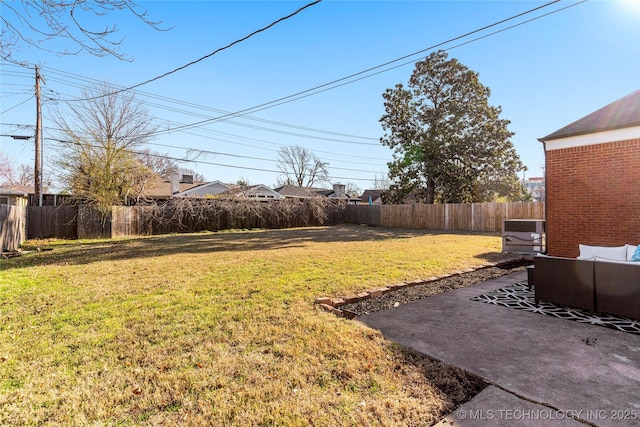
[545,138,640,257]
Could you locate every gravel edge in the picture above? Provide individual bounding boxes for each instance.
[315,258,532,318]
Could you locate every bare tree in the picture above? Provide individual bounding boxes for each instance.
[0,151,14,185]
[0,151,33,187]
[345,182,361,198]
[15,164,34,186]
[1,1,165,64]
[277,145,329,187]
[373,174,391,190]
[52,82,158,213]
[136,149,179,179]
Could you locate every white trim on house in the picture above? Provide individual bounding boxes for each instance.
[544,125,640,151]
[174,180,231,197]
[245,185,284,200]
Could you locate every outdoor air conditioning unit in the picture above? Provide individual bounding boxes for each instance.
[502,219,546,255]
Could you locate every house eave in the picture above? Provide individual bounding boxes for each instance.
[539,122,640,142]
[541,125,640,151]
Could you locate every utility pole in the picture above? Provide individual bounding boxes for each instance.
[34,66,42,206]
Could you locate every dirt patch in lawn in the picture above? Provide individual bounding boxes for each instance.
[340,259,530,316]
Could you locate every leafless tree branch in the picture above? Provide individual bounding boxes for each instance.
[1,0,167,64]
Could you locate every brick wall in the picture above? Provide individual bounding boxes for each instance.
[545,138,640,257]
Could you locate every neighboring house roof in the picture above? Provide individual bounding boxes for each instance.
[274,185,324,199]
[0,186,28,197]
[141,179,203,198]
[0,184,52,195]
[315,189,333,197]
[173,180,232,198]
[275,184,361,202]
[539,89,640,142]
[244,184,285,200]
[360,189,383,203]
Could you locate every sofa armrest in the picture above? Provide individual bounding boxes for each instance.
[534,256,595,312]
[594,261,640,321]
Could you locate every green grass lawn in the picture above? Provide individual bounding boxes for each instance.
[0,225,509,426]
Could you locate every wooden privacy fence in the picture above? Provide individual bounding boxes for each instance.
[342,202,544,232]
[27,201,333,240]
[27,205,78,240]
[22,201,545,240]
[0,205,26,251]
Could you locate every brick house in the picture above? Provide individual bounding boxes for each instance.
[539,89,640,257]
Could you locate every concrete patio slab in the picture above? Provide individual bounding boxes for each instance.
[434,386,588,426]
[357,271,640,427]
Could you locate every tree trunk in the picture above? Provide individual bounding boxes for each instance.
[426,177,435,204]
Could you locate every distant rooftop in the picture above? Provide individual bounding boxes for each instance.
[0,186,29,196]
[273,185,324,199]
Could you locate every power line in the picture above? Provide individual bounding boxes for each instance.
[0,123,35,129]
[21,0,580,154]
[3,1,587,185]
[44,0,570,139]
[242,0,590,114]
[161,128,389,164]
[32,66,382,150]
[41,67,379,143]
[47,137,381,183]
[71,0,323,101]
[36,0,576,154]
[39,116,390,165]
[139,141,383,174]
[152,0,567,135]
[0,96,34,114]
[40,124,388,174]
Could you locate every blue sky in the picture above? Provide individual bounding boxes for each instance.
[1,0,639,192]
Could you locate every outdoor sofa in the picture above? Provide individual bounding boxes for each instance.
[534,244,640,320]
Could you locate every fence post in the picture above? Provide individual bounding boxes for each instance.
[444,204,449,230]
[471,203,475,231]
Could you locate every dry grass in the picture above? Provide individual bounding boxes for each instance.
[0,225,508,426]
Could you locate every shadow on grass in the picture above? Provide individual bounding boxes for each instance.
[1,225,506,270]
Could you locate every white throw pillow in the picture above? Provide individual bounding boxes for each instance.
[626,244,638,262]
[593,256,639,265]
[578,244,628,261]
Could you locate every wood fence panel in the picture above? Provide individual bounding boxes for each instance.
[0,205,26,251]
[447,204,472,230]
[27,205,77,239]
[348,202,543,231]
[403,205,413,228]
[471,203,483,231]
[507,201,544,220]
[111,206,130,238]
[111,206,154,238]
[413,205,425,229]
[21,201,544,240]
[436,204,446,230]
[475,203,488,231]
[490,203,507,232]
[346,204,381,226]
[77,206,111,239]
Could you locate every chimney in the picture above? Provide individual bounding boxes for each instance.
[332,183,346,199]
[170,173,180,195]
[181,174,194,184]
